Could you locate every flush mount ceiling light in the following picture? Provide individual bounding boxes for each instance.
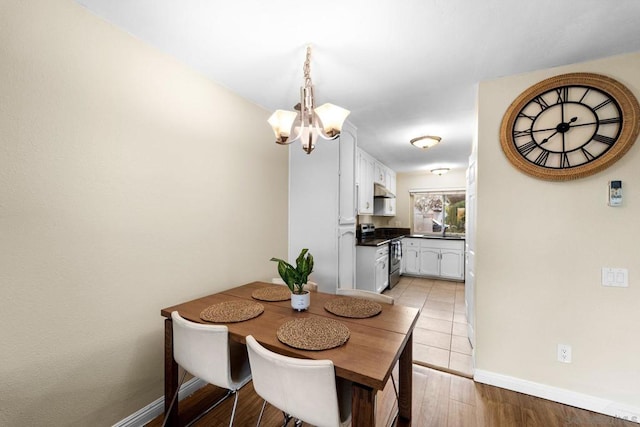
[410,135,442,149]
[431,168,450,176]
[267,46,350,154]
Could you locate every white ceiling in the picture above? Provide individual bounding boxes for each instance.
[76,0,640,173]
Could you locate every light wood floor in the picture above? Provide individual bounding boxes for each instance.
[146,364,637,427]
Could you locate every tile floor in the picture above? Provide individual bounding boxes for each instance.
[384,276,474,377]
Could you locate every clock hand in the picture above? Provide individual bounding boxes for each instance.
[531,117,579,133]
[531,126,562,133]
[540,117,577,144]
[540,131,558,145]
[569,120,612,128]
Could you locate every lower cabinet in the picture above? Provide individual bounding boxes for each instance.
[402,238,464,281]
[356,245,389,294]
[337,227,356,288]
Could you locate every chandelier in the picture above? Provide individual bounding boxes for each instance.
[268,46,350,154]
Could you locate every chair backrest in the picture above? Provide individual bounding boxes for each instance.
[271,278,318,292]
[336,288,394,305]
[171,311,233,389]
[246,335,347,427]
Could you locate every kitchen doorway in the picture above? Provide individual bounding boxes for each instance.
[384,276,473,377]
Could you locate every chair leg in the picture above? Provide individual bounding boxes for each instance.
[161,371,187,427]
[256,400,267,427]
[186,389,233,427]
[228,390,240,427]
[282,412,292,427]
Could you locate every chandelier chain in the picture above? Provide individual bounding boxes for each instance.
[303,45,312,87]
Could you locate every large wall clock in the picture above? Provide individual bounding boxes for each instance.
[500,72,640,181]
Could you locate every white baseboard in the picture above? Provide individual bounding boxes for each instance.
[112,378,207,427]
[474,369,640,424]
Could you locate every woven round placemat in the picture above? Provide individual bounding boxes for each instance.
[324,297,382,318]
[200,300,264,323]
[251,286,291,302]
[277,317,350,351]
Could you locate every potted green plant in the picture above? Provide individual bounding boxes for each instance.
[270,248,314,311]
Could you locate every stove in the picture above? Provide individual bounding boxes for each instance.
[358,224,404,290]
[388,237,402,289]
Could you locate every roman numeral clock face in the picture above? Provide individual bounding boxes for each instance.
[500,73,640,180]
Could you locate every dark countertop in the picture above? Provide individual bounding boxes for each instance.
[407,234,466,240]
[357,238,393,247]
[356,227,465,246]
[357,234,466,246]
[356,227,410,247]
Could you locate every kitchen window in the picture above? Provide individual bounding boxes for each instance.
[410,190,466,236]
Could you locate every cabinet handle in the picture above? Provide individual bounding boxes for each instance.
[366,202,370,209]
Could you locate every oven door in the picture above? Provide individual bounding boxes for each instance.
[389,266,400,288]
[388,240,401,288]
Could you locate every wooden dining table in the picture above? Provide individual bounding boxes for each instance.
[160,281,419,426]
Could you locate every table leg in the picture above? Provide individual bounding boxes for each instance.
[351,382,376,427]
[164,319,179,426]
[398,331,413,423]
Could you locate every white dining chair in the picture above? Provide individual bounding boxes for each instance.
[166,311,252,427]
[336,288,394,305]
[271,278,318,292]
[245,335,351,427]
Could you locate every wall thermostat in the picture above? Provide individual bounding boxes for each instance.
[608,180,622,207]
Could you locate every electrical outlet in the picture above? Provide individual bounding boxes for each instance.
[558,344,572,363]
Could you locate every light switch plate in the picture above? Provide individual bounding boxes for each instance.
[602,268,629,287]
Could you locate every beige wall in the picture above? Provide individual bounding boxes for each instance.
[0,1,287,425]
[476,52,640,409]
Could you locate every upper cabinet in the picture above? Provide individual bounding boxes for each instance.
[356,149,374,215]
[386,168,396,195]
[374,161,386,187]
[339,126,357,225]
[357,148,396,216]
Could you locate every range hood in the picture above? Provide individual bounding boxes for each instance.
[374,183,395,198]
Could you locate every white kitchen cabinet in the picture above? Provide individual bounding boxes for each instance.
[339,127,356,225]
[403,244,420,274]
[356,245,389,293]
[387,169,396,195]
[373,198,396,216]
[337,227,356,288]
[374,251,389,293]
[374,161,386,186]
[402,238,464,281]
[356,149,374,215]
[440,248,464,280]
[289,121,357,293]
[419,247,440,276]
[358,149,396,216]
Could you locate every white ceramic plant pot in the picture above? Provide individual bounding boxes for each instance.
[290,291,310,311]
